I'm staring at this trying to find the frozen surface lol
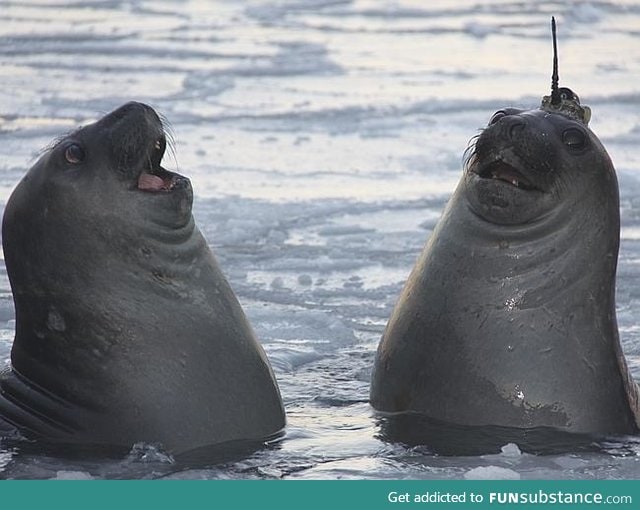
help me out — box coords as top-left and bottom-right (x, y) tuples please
(1, 0), (640, 479)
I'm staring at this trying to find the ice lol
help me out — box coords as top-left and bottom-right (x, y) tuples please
(297, 274), (313, 286)
(464, 466), (521, 480)
(571, 4), (604, 24)
(52, 471), (93, 480)
(126, 443), (175, 465)
(1, 0), (640, 480)
(463, 22), (494, 39)
(500, 443), (523, 458)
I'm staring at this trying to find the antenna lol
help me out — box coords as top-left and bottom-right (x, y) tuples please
(540, 16), (591, 124)
(551, 17), (560, 105)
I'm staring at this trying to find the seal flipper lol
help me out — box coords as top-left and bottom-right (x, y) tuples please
(615, 345), (640, 430)
(0, 368), (82, 438)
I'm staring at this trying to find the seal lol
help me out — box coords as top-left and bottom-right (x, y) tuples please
(0, 102), (285, 456)
(370, 21), (640, 444)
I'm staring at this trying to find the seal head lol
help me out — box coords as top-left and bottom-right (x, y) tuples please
(464, 106), (598, 226)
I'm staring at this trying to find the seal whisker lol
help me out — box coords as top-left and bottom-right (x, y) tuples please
(159, 113), (179, 173)
(462, 133), (480, 171)
(165, 134), (179, 174)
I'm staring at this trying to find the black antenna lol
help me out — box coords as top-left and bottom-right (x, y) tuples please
(540, 17), (591, 124)
(551, 16), (560, 105)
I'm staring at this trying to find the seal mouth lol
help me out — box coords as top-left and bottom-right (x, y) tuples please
(136, 135), (189, 193)
(474, 160), (538, 191)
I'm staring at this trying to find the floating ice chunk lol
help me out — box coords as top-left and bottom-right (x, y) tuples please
(500, 443), (522, 457)
(257, 466), (283, 478)
(573, 4), (602, 23)
(464, 466), (521, 480)
(318, 225), (375, 236)
(464, 22), (494, 39)
(247, 305), (356, 371)
(266, 345), (324, 372)
(52, 471), (93, 480)
(218, 218), (265, 244)
(554, 456), (589, 469)
(298, 274), (313, 286)
(343, 276), (363, 289)
(248, 307), (356, 346)
(127, 442), (174, 464)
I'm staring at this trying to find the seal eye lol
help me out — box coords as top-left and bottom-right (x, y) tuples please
(64, 144), (85, 164)
(489, 111), (506, 125)
(562, 128), (587, 151)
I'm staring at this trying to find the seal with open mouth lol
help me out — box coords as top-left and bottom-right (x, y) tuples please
(370, 19), (640, 444)
(0, 102), (285, 456)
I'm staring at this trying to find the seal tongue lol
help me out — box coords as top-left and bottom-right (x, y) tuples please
(138, 172), (165, 191)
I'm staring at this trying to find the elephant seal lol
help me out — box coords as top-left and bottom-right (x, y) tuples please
(0, 102), (285, 456)
(370, 27), (640, 443)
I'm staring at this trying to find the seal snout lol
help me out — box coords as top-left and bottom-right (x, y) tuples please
(466, 111), (554, 193)
(101, 102), (189, 194)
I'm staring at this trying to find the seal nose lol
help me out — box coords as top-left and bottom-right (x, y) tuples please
(101, 102), (165, 176)
(487, 112), (526, 141)
(106, 102), (162, 128)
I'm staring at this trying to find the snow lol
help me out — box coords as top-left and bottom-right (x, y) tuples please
(1, 0), (640, 479)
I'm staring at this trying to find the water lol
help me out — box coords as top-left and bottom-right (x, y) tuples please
(1, 0), (640, 479)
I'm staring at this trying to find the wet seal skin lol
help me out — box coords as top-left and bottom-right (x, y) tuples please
(370, 18), (640, 452)
(0, 102), (285, 457)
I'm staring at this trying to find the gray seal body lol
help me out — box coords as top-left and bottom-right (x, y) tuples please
(371, 108), (640, 437)
(0, 102), (285, 456)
